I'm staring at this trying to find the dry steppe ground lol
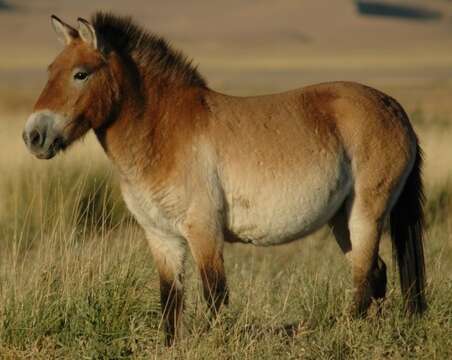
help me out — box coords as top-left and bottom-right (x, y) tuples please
(0, 1), (451, 358)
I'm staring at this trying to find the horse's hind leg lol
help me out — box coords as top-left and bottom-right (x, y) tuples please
(329, 201), (387, 315)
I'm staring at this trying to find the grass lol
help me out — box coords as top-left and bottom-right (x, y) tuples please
(0, 104), (451, 358)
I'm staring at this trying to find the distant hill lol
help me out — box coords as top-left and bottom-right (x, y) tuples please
(0, 0), (451, 92)
(1, 0), (450, 53)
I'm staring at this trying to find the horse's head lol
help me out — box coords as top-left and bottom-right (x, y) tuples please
(23, 16), (119, 159)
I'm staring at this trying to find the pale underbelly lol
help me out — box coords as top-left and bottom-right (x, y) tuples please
(224, 167), (352, 246)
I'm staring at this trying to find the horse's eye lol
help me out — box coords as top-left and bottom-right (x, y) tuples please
(74, 71), (89, 81)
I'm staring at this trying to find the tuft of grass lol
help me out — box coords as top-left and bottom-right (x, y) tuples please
(0, 233), (163, 358)
(0, 160), (130, 255)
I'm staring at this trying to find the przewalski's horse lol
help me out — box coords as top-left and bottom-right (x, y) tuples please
(23, 13), (426, 345)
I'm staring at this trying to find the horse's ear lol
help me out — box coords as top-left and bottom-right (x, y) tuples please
(51, 15), (78, 45)
(77, 18), (98, 49)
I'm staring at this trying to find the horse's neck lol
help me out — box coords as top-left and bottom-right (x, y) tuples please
(96, 80), (206, 181)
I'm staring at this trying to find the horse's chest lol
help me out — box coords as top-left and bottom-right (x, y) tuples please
(120, 181), (179, 236)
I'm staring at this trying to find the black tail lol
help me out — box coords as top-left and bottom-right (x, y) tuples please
(390, 144), (427, 314)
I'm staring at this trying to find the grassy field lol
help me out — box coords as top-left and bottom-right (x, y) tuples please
(0, 87), (451, 359)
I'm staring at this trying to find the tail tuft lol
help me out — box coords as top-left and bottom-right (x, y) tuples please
(390, 144), (427, 314)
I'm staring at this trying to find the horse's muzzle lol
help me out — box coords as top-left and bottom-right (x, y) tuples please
(23, 110), (66, 159)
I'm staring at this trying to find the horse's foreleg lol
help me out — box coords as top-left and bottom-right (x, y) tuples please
(146, 233), (186, 346)
(181, 219), (229, 319)
(198, 251), (229, 318)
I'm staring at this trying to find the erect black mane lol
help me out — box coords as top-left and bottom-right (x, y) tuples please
(91, 12), (206, 88)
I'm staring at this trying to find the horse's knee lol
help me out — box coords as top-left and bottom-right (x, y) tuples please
(181, 218), (229, 314)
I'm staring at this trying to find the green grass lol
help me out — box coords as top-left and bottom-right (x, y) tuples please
(0, 159), (451, 359)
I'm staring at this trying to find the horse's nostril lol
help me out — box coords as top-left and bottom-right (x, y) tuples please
(51, 136), (64, 151)
(29, 129), (45, 148)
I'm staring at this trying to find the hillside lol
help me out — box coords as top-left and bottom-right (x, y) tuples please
(0, 0), (451, 94)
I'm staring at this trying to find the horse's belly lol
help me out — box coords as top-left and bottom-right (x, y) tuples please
(225, 163), (352, 246)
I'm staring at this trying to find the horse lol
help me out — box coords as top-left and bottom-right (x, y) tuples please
(23, 13), (426, 345)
